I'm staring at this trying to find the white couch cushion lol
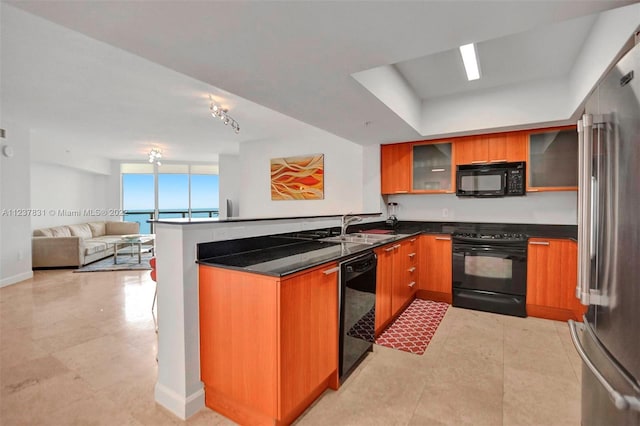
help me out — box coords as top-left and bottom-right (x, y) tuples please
(33, 228), (53, 237)
(106, 221), (139, 235)
(84, 241), (110, 256)
(88, 222), (106, 237)
(69, 224), (93, 239)
(50, 226), (72, 237)
(90, 236), (121, 245)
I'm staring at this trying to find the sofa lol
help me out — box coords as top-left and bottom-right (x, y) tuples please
(32, 221), (141, 268)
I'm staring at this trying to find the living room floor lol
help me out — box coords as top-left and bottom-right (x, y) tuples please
(0, 270), (582, 425)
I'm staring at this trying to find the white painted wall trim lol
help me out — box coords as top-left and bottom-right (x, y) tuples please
(154, 383), (205, 420)
(0, 271), (33, 288)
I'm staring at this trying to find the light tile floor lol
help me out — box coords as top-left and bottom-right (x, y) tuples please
(1, 269), (582, 425)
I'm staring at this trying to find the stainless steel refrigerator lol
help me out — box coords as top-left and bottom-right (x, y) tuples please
(569, 39), (640, 425)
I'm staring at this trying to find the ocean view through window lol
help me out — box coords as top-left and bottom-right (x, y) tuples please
(121, 164), (219, 233)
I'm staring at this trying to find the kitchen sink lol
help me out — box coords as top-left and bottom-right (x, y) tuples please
(320, 233), (397, 245)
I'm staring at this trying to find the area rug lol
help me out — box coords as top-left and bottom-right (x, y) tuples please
(73, 252), (153, 273)
(375, 299), (449, 355)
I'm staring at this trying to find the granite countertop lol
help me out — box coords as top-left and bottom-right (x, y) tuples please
(196, 220), (578, 277)
(197, 231), (417, 277)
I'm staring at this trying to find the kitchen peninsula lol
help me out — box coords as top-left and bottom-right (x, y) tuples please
(151, 214), (579, 422)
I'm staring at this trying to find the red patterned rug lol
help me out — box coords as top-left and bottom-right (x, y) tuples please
(375, 299), (449, 355)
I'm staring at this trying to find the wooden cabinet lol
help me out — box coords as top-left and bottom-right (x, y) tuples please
(199, 262), (339, 425)
(418, 234), (452, 303)
(526, 238), (585, 321)
(527, 126), (578, 192)
(411, 142), (454, 193)
(392, 237), (419, 315)
(374, 237), (419, 335)
(374, 245), (394, 334)
(455, 132), (527, 165)
(381, 143), (412, 194)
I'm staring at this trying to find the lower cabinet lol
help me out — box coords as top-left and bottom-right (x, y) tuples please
(199, 262), (339, 425)
(418, 234), (452, 303)
(374, 237), (419, 335)
(526, 238), (586, 321)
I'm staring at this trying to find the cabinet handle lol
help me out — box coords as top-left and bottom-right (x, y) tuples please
(395, 190), (409, 193)
(384, 246), (395, 252)
(408, 281), (416, 288)
(529, 241), (550, 246)
(528, 189), (539, 192)
(408, 267), (416, 273)
(471, 160), (487, 164)
(408, 253), (416, 258)
(393, 244), (401, 250)
(435, 237), (451, 241)
(489, 159), (508, 163)
(410, 238), (417, 242)
(445, 191), (455, 194)
(323, 266), (340, 275)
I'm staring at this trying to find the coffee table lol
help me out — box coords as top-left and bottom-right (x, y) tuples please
(114, 234), (155, 264)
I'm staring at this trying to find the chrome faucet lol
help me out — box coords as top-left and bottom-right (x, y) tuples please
(341, 214), (362, 236)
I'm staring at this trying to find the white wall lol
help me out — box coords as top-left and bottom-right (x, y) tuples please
(362, 144), (386, 215)
(420, 78), (570, 137)
(1, 122), (33, 287)
(238, 132), (367, 218)
(218, 154), (240, 218)
(30, 162), (116, 229)
(388, 191), (577, 225)
(568, 3), (640, 113)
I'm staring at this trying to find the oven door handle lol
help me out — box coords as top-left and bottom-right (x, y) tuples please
(453, 246), (526, 256)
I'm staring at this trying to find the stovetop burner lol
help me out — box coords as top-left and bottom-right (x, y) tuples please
(452, 232), (528, 242)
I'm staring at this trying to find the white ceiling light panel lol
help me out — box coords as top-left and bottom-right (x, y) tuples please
(459, 43), (480, 81)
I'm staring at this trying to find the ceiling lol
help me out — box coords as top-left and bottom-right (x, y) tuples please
(1, 1), (637, 168)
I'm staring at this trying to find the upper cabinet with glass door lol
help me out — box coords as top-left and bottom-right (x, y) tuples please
(412, 142), (454, 193)
(527, 126), (578, 191)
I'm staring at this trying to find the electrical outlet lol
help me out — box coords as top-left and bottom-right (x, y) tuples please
(442, 208), (449, 218)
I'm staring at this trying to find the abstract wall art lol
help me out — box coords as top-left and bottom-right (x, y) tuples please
(270, 154), (324, 200)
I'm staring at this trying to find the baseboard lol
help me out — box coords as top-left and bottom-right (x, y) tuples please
(154, 382), (205, 420)
(526, 304), (581, 322)
(416, 290), (452, 304)
(0, 271), (33, 288)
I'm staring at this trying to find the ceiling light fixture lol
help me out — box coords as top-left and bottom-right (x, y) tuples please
(459, 43), (480, 81)
(148, 148), (162, 166)
(210, 97), (240, 134)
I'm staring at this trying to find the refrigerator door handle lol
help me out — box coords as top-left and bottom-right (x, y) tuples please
(568, 320), (640, 412)
(576, 115), (592, 305)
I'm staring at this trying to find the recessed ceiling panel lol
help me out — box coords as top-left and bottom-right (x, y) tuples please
(396, 13), (598, 100)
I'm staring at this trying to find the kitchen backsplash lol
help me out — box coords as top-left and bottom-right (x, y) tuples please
(387, 191), (577, 225)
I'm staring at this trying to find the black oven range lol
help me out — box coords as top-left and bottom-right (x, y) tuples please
(452, 231), (528, 317)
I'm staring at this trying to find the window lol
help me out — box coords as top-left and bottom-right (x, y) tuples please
(121, 163), (219, 233)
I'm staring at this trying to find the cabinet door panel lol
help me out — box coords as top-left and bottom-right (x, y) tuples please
(280, 263), (338, 416)
(199, 266), (279, 417)
(456, 136), (487, 165)
(527, 239), (583, 317)
(527, 127), (578, 191)
(420, 235), (452, 295)
(375, 246), (394, 333)
(412, 142), (453, 192)
(488, 133), (526, 163)
(381, 144), (412, 194)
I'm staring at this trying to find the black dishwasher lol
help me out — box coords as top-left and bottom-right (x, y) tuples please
(339, 251), (377, 382)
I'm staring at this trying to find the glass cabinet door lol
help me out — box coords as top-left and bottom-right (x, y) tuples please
(412, 142), (453, 192)
(528, 128), (578, 190)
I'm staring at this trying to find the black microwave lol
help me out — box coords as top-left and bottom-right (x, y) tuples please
(456, 161), (526, 197)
